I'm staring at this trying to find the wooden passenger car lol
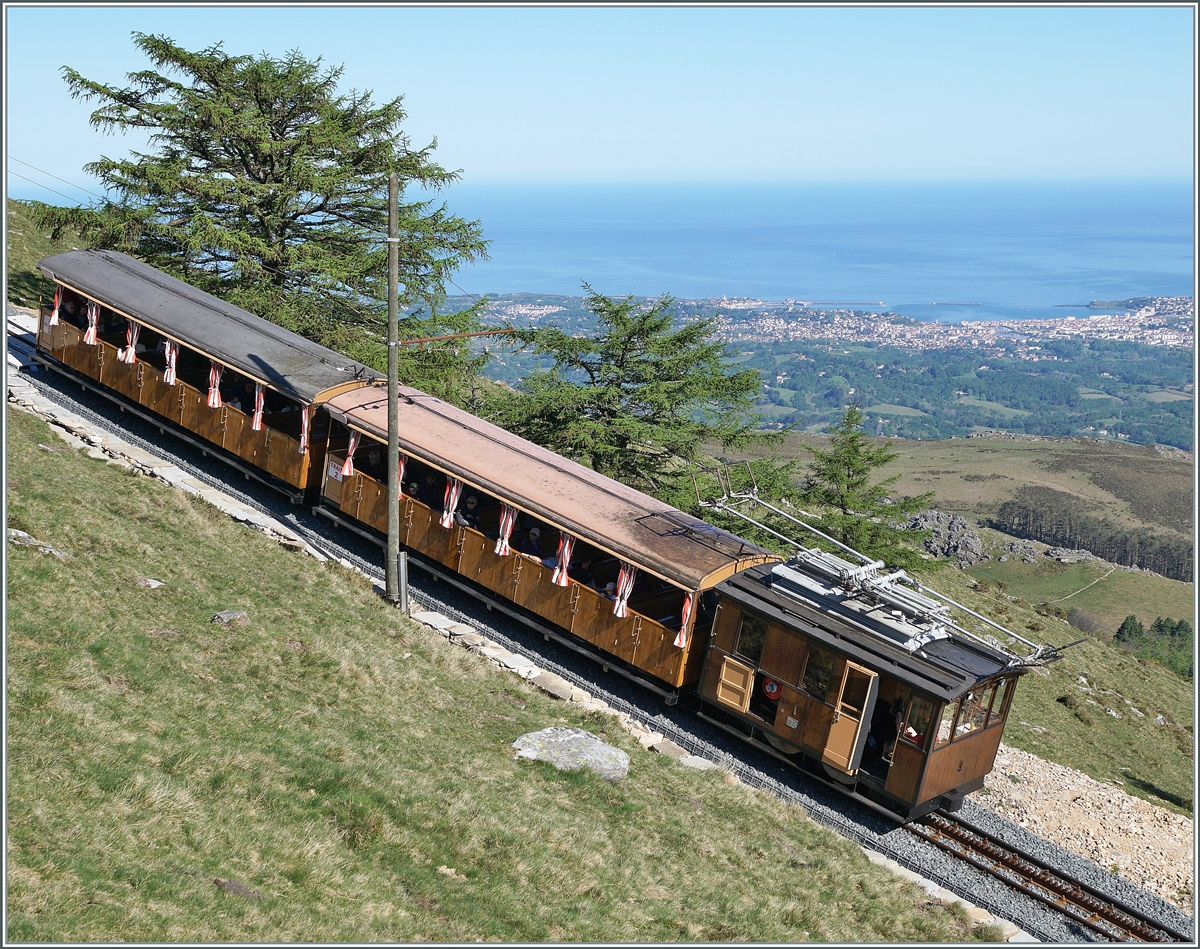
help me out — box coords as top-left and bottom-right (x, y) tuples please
(316, 384), (779, 694)
(34, 250), (379, 499)
(700, 555), (1027, 818)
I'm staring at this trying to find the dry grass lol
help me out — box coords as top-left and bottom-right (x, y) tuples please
(726, 430), (1192, 539)
(6, 406), (990, 943)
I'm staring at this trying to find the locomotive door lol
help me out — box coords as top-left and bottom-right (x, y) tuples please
(821, 662), (879, 773)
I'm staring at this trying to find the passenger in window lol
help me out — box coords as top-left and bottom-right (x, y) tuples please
(236, 381), (256, 414)
(601, 581), (617, 600)
(60, 298), (81, 328)
(363, 448), (386, 481)
(569, 557), (596, 590)
(455, 495), (481, 529)
(519, 527), (542, 558)
(418, 472), (442, 508)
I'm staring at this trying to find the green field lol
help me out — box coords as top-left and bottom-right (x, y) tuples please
(6, 198), (79, 308)
(955, 396), (1031, 417)
(865, 403), (928, 417)
(6, 406), (998, 943)
(964, 552), (1193, 635)
(1144, 390), (1193, 403)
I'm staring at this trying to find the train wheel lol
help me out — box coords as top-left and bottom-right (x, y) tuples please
(822, 763), (857, 785)
(762, 731), (801, 755)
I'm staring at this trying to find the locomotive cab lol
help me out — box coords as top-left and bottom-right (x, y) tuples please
(701, 556), (1033, 819)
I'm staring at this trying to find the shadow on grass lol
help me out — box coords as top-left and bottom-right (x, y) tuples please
(1124, 774), (1193, 813)
(8, 270), (48, 309)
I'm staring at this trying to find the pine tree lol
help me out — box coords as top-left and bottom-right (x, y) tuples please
(24, 33), (488, 405)
(1114, 614), (1146, 644)
(798, 405), (933, 567)
(487, 287), (765, 498)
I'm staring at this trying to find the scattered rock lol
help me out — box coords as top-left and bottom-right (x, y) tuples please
(983, 743), (1193, 913)
(649, 739), (691, 761)
(214, 877), (261, 900)
(678, 756), (719, 771)
(531, 671), (576, 701)
(212, 610), (249, 627)
(1044, 546), (1099, 563)
(1001, 539), (1039, 559)
(7, 528), (70, 559)
(512, 727), (629, 782)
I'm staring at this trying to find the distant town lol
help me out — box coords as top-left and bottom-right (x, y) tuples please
(477, 295), (1194, 357)
(691, 296), (1194, 356)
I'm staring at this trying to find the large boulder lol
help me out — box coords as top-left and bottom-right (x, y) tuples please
(512, 727), (629, 782)
(905, 511), (990, 568)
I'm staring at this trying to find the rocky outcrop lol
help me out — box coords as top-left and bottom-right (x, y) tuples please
(998, 539), (1039, 564)
(1044, 546), (1100, 563)
(905, 512), (990, 568)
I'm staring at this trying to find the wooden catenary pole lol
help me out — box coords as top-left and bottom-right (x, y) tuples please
(386, 172), (403, 607)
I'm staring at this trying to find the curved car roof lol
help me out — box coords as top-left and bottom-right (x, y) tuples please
(38, 250), (379, 404)
(325, 383), (779, 591)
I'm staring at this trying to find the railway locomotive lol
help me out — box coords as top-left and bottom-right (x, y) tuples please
(33, 249), (1060, 820)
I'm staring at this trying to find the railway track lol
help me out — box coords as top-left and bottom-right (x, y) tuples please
(910, 812), (1192, 942)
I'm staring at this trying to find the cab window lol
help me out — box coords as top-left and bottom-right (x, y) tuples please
(733, 613), (768, 666)
(900, 695), (934, 750)
(800, 646), (836, 703)
(988, 678), (1012, 727)
(957, 688), (992, 735)
(934, 700), (959, 748)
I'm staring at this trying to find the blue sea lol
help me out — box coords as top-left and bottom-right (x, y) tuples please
(442, 180), (1195, 323)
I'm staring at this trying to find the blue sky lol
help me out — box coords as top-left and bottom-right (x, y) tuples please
(3, 4), (1195, 204)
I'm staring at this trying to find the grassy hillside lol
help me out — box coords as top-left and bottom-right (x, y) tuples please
(724, 428), (1192, 615)
(765, 430), (1192, 539)
(6, 197), (84, 308)
(6, 406), (994, 943)
(964, 544), (1193, 636)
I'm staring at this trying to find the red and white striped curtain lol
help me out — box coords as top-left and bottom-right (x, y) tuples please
(397, 454), (408, 495)
(298, 405), (313, 454)
(551, 533), (575, 587)
(118, 320), (140, 364)
(49, 286), (61, 327)
(251, 383), (265, 430)
(494, 503), (516, 556)
(83, 301), (99, 345)
(612, 562), (638, 618)
(674, 593), (695, 649)
(341, 431), (361, 477)
(163, 341), (179, 385)
(206, 361), (224, 408)
(439, 477), (463, 529)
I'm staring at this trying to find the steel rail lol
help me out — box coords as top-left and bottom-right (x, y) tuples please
(912, 812), (1191, 942)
